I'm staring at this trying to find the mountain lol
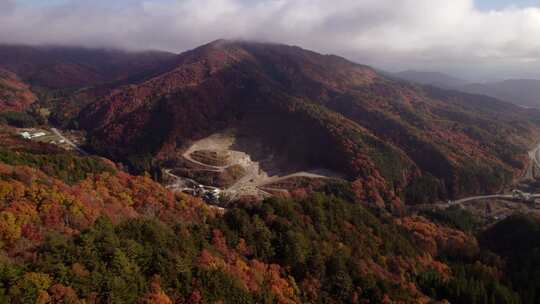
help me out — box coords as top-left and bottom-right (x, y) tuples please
(72, 40), (540, 206)
(392, 70), (469, 88)
(0, 44), (176, 89)
(462, 79), (540, 108)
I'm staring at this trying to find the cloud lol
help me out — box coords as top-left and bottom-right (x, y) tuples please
(1, 0), (540, 79)
(0, 0), (16, 14)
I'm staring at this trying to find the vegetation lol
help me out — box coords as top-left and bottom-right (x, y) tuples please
(418, 263), (520, 304)
(0, 140), (435, 302)
(0, 69), (37, 113)
(214, 194), (425, 302)
(421, 205), (482, 232)
(0, 141), (539, 303)
(481, 214), (540, 303)
(405, 174), (445, 204)
(0, 177), (429, 303)
(415, 214), (540, 304)
(0, 111), (37, 128)
(456, 161), (513, 196)
(0, 148), (115, 184)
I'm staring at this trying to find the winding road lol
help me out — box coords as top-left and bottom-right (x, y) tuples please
(452, 194), (512, 205)
(452, 142), (540, 205)
(175, 132), (335, 201)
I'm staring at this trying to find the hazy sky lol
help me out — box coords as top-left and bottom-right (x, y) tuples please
(2, 0), (540, 81)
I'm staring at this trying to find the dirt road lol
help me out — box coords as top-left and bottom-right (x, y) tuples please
(51, 128), (88, 155)
(170, 131), (335, 200)
(523, 142), (540, 180)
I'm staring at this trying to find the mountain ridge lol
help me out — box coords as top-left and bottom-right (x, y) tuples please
(392, 69), (540, 109)
(392, 70), (469, 88)
(462, 78), (540, 108)
(68, 40), (540, 206)
(0, 44), (177, 88)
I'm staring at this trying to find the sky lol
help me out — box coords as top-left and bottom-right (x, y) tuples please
(2, 0), (540, 81)
(476, 0), (540, 10)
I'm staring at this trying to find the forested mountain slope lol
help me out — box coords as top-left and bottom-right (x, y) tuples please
(74, 40), (540, 206)
(0, 126), (461, 303)
(0, 44), (176, 89)
(0, 69), (36, 112)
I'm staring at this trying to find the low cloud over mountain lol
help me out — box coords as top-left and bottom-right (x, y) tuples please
(2, 0), (540, 79)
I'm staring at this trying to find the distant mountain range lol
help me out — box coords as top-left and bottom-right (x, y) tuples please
(392, 70), (469, 88)
(393, 70), (540, 108)
(462, 79), (540, 108)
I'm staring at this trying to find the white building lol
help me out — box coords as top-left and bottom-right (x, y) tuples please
(31, 132), (46, 138)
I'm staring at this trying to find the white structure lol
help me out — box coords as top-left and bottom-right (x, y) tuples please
(20, 131), (48, 140)
(31, 132), (46, 138)
(20, 132), (31, 139)
(512, 189), (535, 203)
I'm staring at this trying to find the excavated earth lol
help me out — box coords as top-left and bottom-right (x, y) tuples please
(163, 129), (342, 202)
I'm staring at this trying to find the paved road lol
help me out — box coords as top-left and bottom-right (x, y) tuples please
(453, 142), (540, 204)
(452, 194), (513, 205)
(451, 193), (540, 205)
(524, 142), (540, 179)
(51, 128), (88, 156)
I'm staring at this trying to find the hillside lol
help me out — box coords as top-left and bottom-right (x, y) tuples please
(1, 123), (534, 303)
(73, 40), (540, 206)
(480, 214), (540, 303)
(0, 44), (176, 89)
(0, 125), (477, 303)
(0, 69), (36, 112)
(0, 127), (297, 303)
